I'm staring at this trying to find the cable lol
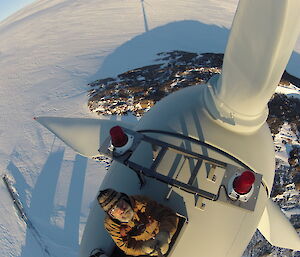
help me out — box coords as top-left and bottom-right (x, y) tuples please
(137, 129), (252, 170)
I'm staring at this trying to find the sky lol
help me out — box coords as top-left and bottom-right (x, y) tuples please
(0, 0), (35, 21)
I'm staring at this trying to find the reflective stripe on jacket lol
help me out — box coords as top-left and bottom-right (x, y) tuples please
(104, 195), (179, 256)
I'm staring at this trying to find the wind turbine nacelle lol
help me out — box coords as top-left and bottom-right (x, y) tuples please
(90, 83), (274, 257)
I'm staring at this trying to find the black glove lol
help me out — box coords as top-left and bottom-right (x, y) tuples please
(153, 231), (170, 255)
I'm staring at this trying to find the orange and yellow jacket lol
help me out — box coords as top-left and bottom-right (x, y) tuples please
(104, 195), (179, 256)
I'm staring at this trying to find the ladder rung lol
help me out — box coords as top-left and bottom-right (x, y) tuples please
(143, 135), (227, 168)
(151, 147), (168, 170)
(188, 160), (203, 185)
(128, 160), (217, 200)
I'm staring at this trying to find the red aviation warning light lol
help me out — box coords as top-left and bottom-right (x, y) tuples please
(110, 126), (128, 147)
(225, 167), (260, 205)
(233, 170), (256, 194)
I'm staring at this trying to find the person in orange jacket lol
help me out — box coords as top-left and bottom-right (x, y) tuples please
(97, 188), (179, 256)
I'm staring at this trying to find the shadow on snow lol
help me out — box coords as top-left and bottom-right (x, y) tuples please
(8, 148), (88, 257)
(91, 20), (230, 80)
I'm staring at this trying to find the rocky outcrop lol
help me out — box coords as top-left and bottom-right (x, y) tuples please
(88, 51), (223, 116)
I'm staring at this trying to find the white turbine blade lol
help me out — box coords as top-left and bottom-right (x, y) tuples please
(257, 198), (300, 250)
(35, 117), (136, 158)
(215, 0), (300, 118)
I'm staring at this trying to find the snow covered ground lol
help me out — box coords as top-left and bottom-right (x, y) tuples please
(273, 121), (300, 164)
(273, 84), (300, 165)
(0, 0), (299, 256)
(276, 84), (300, 100)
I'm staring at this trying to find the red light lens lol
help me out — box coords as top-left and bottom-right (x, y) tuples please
(110, 126), (128, 147)
(233, 171), (255, 194)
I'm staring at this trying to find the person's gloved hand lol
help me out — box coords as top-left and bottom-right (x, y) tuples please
(153, 231), (170, 255)
(142, 232), (171, 255)
(158, 242), (169, 255)
(155, 231), (170, 245)
(142, 239), (156, 255)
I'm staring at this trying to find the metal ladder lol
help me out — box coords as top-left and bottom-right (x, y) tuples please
(98, 128), (262, 211)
